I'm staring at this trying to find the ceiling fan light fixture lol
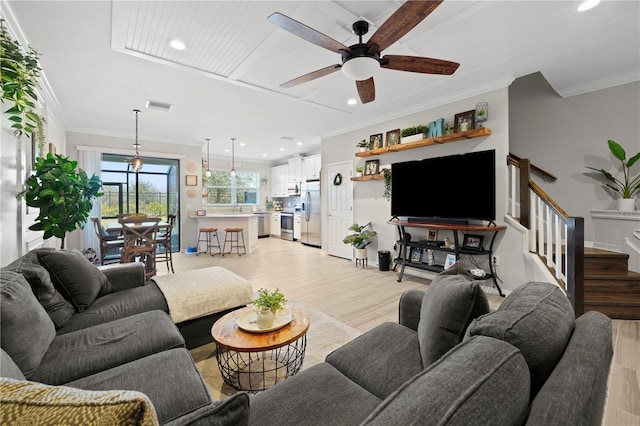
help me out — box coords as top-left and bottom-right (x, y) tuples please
(341, 56), (379, 81)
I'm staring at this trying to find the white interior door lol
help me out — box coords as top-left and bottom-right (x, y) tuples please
(326, 161), (353, 259)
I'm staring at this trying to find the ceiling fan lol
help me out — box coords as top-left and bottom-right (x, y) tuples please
(267, 0), (460, 104)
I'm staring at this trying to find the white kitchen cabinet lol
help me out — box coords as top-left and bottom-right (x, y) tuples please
(287, 157), (303, 183)
(294, 212), (302, 240)
(271, 212), (281, 237)
(270, 165), (287, 198)
(303, 154), (321, 181)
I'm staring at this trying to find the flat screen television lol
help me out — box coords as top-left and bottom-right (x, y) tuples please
(391, 149), (496, 223)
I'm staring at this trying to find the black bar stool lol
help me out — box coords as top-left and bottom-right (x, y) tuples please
(197, 227), (221, 256)
(223, 228), (246, 256)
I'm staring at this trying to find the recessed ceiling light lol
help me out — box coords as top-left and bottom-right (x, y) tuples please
(347, 98), (357, 105)
(262, 153), (267, 157)
(169, 39), (186, 50)
(578, 0), (600, 11)
(279, 148), (285, 151)
(296, 142), (302, 146)
(145, 100), (172, 112)
(224, 148), (230, 153)
(239, 142), (246, 146)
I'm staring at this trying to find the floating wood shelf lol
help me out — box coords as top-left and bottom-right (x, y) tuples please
(351, 174), (384, 181)
(355, 127), (492, 158)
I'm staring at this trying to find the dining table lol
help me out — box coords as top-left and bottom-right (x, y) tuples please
(106, 218), (169, 279)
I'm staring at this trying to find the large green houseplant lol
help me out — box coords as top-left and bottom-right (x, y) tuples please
(1, 19), (42, 136)
(19, 153), (103, 248)
(586, 139), (640, 210)
(343, 222), (377, 249)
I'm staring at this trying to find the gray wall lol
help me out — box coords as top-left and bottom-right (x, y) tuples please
(509, 73), (640, 243)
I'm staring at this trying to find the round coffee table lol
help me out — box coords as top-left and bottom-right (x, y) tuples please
(211, 306), (310, 392)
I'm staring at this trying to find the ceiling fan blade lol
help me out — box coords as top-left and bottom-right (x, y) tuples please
(268, 12), (350, 54)
(368, 1), (443, 52)
(382, 55), (460, 75)
(280, 64), (342, 88)
(356, 78), (375, 104)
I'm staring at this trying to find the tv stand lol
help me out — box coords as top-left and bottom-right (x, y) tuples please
(388, 219), (506, 296)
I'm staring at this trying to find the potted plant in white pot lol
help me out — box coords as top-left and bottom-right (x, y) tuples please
(252, 288), (287, 329)
(342, 222), (377, 261)
(586, 139), (640, 212)
(400, 125), (428, 144)
(356, 139), (370, 152)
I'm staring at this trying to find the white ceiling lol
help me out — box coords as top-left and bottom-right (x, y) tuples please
(5, 1), (640, 164)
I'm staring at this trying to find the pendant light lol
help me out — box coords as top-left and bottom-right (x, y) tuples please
(204, 138), (212, 178)
(131, 109), (143, 172)
(230, 137), (236, 177)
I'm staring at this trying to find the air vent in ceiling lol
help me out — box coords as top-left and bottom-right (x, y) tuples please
(145, 100), (172, 112)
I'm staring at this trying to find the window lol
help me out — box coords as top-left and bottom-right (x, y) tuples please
(205, 170), (259, 206)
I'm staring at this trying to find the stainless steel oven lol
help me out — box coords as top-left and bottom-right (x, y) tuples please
(280, 212), (294, 241)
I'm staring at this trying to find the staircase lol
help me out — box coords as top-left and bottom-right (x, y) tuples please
(584, 247), (640, 320)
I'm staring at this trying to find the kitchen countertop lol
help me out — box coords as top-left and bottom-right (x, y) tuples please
(188, 213), (258, 218)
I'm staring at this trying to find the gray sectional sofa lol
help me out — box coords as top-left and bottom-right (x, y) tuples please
(1, 247), (613, 425)
(1, 248), (249, 425)
(250, 268), (613, 426)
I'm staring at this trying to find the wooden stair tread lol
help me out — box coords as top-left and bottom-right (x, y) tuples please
(585, 271), (640, 279)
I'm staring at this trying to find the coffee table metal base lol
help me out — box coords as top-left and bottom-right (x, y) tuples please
(216, 335), (307, 392)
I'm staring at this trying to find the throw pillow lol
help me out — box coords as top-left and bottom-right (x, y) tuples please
(0, 378), (158, 426)
(416, 266), (490, 367)
(2, 250), (75, 329)
(466, 281), (575, 398)
(0, 271), (56, 378)
(36, 249), (115, 312)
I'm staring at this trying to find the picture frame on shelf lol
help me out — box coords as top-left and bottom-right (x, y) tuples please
(364, 159), (379, 176)
(443, 253), (457, 270)
(421, 249), (435, 265)
(475, 102), (488, 122)
(454, 110), (475, 133)
(410, 247), (422, 263)
(370, 133), (383, 150)
(386, 129), (400, 147)
(186, 175), (198, 186)
(427, 229), (438, 241)
(462, 234), (484, 251)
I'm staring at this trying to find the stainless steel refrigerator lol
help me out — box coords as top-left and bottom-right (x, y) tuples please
(301, 180), (321, 248)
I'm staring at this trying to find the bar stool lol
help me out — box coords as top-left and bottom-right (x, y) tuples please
(196, 227), (221, 256)
(223, 228), (246, 256)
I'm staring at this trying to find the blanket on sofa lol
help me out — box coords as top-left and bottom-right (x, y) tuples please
(152, 267), (253, 323)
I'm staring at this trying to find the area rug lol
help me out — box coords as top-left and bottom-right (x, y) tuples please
(189, 301), (362, 400)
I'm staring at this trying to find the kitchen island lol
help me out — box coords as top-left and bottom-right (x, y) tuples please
(188, 213), (259, 253)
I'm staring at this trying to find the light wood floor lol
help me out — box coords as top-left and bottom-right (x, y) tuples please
(159, 237), (639, 425)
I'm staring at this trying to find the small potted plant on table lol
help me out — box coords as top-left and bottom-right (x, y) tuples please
(252, 288), (287, 329)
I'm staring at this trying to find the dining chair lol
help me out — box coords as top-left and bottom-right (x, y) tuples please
(119, 216), (161, 280)
(90, 217), (124, 265)
(155, 214), (176, 273)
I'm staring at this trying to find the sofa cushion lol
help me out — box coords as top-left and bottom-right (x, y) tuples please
(361, 335), (530, 426)
(417, 267), (489, 367)
(0, 377), (158, 426)
(249, 362), (381, 426)
(2, 250), (75, 329)
(57, 282), (169, 334)
(30, 310), (184, 385)
(525, 311), (613, 426)
(0, 271), (56, 378)
(466, 281), (575, 398)
(1, 349), (26, 380)
(325, 322), (423, 399)
(36, 249), (115, 312)
(67, 348), (216, 424)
